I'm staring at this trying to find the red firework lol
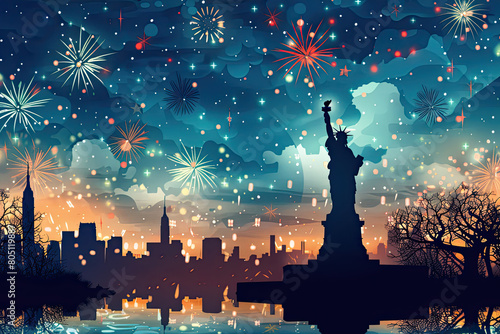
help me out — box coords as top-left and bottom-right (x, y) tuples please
(264, 7), (282, 29)
(274, 21), (338, 85)
(136, 33), (152, 50)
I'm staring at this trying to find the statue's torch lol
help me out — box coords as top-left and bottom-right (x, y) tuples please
(322, 100), (332, 113)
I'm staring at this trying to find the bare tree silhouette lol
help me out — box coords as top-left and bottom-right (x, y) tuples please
(0, 190), (61, 277)
(387, 185), (500, 281)
(0, 305), (65, 334)
(393, 305), (500, 334)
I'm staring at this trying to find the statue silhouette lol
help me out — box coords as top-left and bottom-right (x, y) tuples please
(238, 100), (467, 334)
(323, 100), (364, 214)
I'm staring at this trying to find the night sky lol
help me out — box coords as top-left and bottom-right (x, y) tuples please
(0, 0), (499, 257)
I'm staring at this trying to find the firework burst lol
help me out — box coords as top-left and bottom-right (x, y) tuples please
(110, 121), (149, 162)
(264, 7), (282, 29)
(0, 78), (50, 133)
(263, 205), (278, 220)
(168, 142), (217, 194)
(274, 21), (337, 85)
(9, 145), (62, 193)
(441, 0), (486, 37)
(413, 86), (448, 126)
(53, 28), (113, 91)
(191, 7), (225, 43)
(164, 73), (200, 116)
(471, 149), (500, 195)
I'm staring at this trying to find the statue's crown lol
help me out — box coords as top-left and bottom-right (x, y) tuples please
(335, 126), (352, 138)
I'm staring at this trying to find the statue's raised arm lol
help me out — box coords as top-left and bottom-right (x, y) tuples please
(322, 99), (364, 214)
(323, 100), (335, 142)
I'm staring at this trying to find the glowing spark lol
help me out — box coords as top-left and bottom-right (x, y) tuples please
(441, 0), (486, 38)
(391, 5), (400, 17)
(471, 149), (500, 195)
(274, 21), (338, 85)
(118, 10), (123, 30)
(110, 121), (149, 162)
(264, 324), (279, 333)
(263, 205), (278, 219)
(468, 81), (474, 97)
(54, 28), (113, 91)
(9, 145), (62, 194)
(0, 78), (50, 133)
(168, 142), (217, 194)
(191, 7), (225, 43)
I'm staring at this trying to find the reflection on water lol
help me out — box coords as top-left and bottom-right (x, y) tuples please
(6, 302), (500, 334)
(394, 306), (500, 334)
(69, 299), (320, 334)
(0, 306), (66, 334)
(3, 299), (321, 334)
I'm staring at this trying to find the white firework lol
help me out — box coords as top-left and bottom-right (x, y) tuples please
(54, 28), (113, 91)
(168, 142), (217, 194)
(0, 78), (50, 132)
(441, 0), (486, 37)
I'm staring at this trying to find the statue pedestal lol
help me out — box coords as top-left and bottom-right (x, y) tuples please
(318, 210), (369, 265)
(237, 208), (431, 334)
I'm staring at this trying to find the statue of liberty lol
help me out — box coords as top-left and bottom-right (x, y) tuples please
(323, 101), (364, 214)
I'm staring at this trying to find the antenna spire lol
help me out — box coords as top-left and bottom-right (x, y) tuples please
(26, 161), (31, 187)
(163, 195), (167, 216)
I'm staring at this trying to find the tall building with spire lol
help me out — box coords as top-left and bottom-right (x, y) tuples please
(22, 163), (35, 258)
(161, 196), (169, 245)
(146, 197), (174, 258)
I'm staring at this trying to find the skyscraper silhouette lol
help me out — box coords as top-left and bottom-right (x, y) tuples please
(270, 235), (276, 255)
(106, 236), (123, 262)
(147, 199), (173, 258)
(202, 238), (223, 263)
(22, 163), (36, 273)
(47, 240), (61, 266)
(161, 196), (169, 245)
(61, 231), (77, 271)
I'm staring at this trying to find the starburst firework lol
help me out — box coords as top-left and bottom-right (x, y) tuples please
(9, 145), (62, 193)
(0, 78), (50, 133)
(110, 121), (149, 162)
(191, 7), (225, 43)
(441, 0), (486, 37)
(168, 143), (217, 194)
(263, 205), (278, 220)
(263, 324), (279, 333)
(164, 73), (200, 115)
(413, 86), (448, 125)
(471, 149), (500, 195)
(264, 7), (282, 29)
(274, 21), (337, 85)
(54, 28), (113, 91)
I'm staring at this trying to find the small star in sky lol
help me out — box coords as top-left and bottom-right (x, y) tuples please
(264, 204), (278, 219)
(391, 5), (401, 17)
(136, 33), (151, 50)
(132, 104), (143, 114)
(340, 65), (351, 77)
